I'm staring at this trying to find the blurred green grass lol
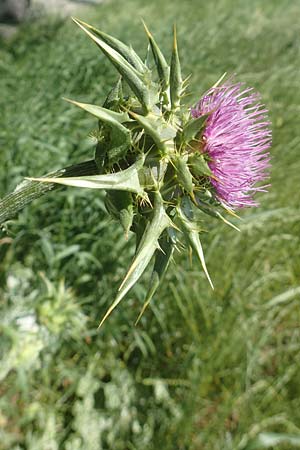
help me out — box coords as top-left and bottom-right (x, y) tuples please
(0, 0), (300, 449)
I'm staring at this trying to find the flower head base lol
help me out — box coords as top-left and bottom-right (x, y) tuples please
(191, 82), (271, 209)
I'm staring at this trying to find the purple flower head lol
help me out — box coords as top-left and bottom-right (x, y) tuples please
(191, 80), (271, 209)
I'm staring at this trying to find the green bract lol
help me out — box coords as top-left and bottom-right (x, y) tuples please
(1, 19), (240, 326)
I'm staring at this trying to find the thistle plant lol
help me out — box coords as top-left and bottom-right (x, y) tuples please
(0, 19), (271, 326)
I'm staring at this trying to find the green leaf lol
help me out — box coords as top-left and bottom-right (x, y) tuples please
(195, 196), (240, 231)
(170, 25), (182, 110)
(98, 193), (171, 327)
(65, 98), (132, 165)
(135, 234), (174, 324)
(183, 114), (209, 143)
(119, 204), (134, 239)
(188, 153), (213, 177)
(27, 158), (145, 195)
(130, 111), (176, 154)
(64, 98), (130, 124)
(142, 21), (170, 91)
(0, 160), (98, 226)
(177, 202), (214, 289)
(73, 18), (147, 73)
(73, 18), (152, 112)
(105, 190), (134, 238)
(103, 77), (123, 110)
(173, 155), (194, 195)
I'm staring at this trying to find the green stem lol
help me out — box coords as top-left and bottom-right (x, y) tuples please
(0, 159), (98, 226)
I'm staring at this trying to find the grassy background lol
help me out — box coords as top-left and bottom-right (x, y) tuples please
(0, 0), (300, 448)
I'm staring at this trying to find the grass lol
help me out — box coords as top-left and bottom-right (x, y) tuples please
(0, 0), (300, 448)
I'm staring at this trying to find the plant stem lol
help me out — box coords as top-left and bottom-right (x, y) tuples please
(0, 159), (98, 226)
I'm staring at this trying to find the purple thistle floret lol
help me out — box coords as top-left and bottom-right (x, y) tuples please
(191, 81), (271, 209)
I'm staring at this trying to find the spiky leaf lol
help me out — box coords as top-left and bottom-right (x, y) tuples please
(73, 18), (147, 73)
(173, 155), (194, 195)
(64, 98), (130, 124)
(0, 160), (98, 226)
(195, 196), (240, 231)
(183, 114), (209, 143)
(130, 111), (176, 155)
(64, 98), (132, 165)
(105, 190), (134, 237)
(170, 26), (182, 110)
(98, 193), (171, 327)
(103, 77), (123, 110)
(142, 21), (169, 91)
(27, 159), (145, 195)
(188, 153), (213, 177)
(73, 18), (154, 112)
(177, 201), (214, 289)
(135, 234), (174, 324)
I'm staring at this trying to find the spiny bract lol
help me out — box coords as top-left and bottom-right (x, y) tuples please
(31, 19), (271, 327)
